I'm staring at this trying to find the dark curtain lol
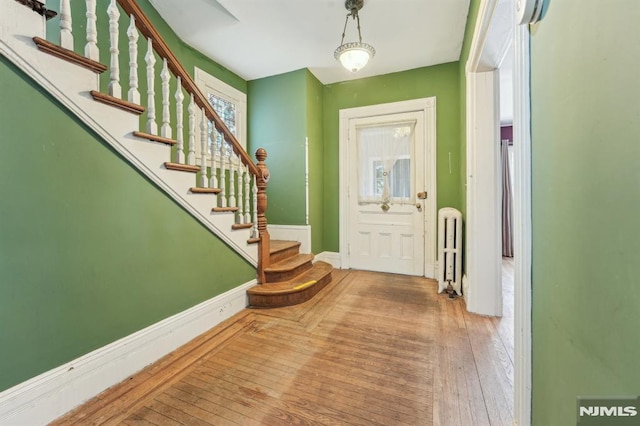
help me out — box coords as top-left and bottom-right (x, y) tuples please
(501, 139), (514, 257)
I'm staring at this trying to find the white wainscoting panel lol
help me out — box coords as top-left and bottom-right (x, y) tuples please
(315, 251), (341, 269)
(268, 225), (311, 254)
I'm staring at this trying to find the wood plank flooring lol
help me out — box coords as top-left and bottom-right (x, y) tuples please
(52, 265), (514, 425)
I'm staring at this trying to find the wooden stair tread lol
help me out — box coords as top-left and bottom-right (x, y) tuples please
(264, 253), (314, 273)
(91, 91), (145, 115)
(212, 207), (239, 213)
(231, 223), (253, 230)
(247, 261), (333, 307)
(133, 131), (176, 145)
(164, 162), (199, 173)
(33, 36), (107, 73)
(270, 240), (301, 255)
(247, 237), (260, 244)
(269, 240), (302, 264)
(189, 187), (221, 194)
(248, 262), (333, 296)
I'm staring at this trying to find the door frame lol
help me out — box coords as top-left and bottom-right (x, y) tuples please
(339, 98), (437, 278)
(465, 0), (532, 424)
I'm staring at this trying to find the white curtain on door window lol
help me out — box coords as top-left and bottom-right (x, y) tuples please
(357, 122), (415, 204)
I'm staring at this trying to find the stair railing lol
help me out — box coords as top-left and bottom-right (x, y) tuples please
(48, 0), (271, 281)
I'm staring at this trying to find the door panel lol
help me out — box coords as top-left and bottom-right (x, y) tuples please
(348, 112), (425, 276)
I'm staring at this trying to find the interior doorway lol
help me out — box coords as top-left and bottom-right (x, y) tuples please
(466, 0), (532, 424)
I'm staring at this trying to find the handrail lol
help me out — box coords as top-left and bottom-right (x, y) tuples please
(117, 0), (259, 177)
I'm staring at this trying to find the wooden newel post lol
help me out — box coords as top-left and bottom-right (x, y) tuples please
(255, 148), (271, 284)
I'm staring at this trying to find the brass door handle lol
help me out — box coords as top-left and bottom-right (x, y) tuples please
(417, 191), (427, 199)
(415, 203), (422, 210)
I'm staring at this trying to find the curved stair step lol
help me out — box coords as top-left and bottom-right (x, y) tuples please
(247, 261), (333, 308)
(264, 253), (314, 282)
(270, 240), (301, 263)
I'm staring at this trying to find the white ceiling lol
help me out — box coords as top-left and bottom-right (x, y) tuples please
(148, 0), (471, 85)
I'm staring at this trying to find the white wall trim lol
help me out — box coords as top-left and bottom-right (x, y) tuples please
(338, 98), (437, 278)
(315, 251), (342, 269)
(467, 0), (500, 73)
(513, 23), (533, 426)
(268, 224), (312, 254)
(465, 70), (503, 316)
(194, 66), (247, 156)
(0, 279), (256, 426)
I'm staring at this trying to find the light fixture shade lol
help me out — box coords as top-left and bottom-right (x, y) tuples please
(334, 42), (376, 73)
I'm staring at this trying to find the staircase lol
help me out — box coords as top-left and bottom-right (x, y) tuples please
(248, 241), (333, 308)
(1, 0), (331, 308)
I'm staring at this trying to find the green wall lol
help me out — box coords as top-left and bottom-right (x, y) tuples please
(530, 1), (640, 424)
(247, 70), (308, 226)
(247, 69), (325, 252)
(0, 57), (254, 392)
(322, 64), (462, 252)
(305, 71), (325, 254)
(1, 0), (254, 392)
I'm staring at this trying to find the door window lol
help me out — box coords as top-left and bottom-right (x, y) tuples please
(357, 123), (415, 204)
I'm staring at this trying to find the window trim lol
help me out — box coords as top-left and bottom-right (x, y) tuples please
(194, 67), (247, 160)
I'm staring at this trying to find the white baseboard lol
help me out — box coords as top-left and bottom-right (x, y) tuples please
(268, 225), (311, 254)
(462, 274), (469, 303)
(0, 279), (256, 426)
(315, 251), (341, 269)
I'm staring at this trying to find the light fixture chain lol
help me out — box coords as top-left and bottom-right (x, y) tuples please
(340, 13), (349, 45)
(356, 12), (363, 43)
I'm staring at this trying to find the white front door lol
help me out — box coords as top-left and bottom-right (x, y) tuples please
(347, 111), (426, 276)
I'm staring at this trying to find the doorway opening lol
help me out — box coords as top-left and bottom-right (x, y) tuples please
(465, 0), (532, 424)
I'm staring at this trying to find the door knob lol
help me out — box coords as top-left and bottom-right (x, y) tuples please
(417, 191), (427, 199)
(415, 203), (422, 210)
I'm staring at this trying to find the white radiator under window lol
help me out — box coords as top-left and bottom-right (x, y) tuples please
(438, 207), (462, 295)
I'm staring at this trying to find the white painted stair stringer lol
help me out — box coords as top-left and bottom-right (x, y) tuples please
(0, 2), (257, 265)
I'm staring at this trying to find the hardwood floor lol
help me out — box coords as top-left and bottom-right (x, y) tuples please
(52, 267), (514, 425)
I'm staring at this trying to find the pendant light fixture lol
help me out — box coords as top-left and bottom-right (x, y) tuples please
(334, 0), (375, 73)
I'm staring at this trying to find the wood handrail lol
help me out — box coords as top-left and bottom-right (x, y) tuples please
(116, 0), (259, 177)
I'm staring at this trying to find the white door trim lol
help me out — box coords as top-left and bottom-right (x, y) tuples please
(465, 70), (503, 316)
(513, 23), (533, 426)
(466, 0), (532, 424)
(339, 98), (437, 278)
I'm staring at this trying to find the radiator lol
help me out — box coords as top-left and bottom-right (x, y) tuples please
(438, 207), (462, 295)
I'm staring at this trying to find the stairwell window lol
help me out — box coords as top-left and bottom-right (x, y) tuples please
(194, 67), (246, 160)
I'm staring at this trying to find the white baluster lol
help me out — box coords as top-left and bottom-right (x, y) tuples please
(126, 15), (140, 104)
(145, 39), (157, 134)
(199, 109), (208, 188)
(107, 0), (121, 98)
(174, 78), (185, 164)
(160, 59), (171, 138)
(235, 158), (242, 218)
(219, 141), (227, 207)
(84, 0), (98, 60)
(252, 174), (258, 237)
(60, 0), (73, 50)
(244, 165), (251, 224)
(228, 154), (237, 209)
(209, 128), (218, 189)
(187, 94), (196, 165)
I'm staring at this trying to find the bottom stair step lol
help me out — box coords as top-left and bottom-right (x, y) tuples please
(247, 261), (333, 308)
